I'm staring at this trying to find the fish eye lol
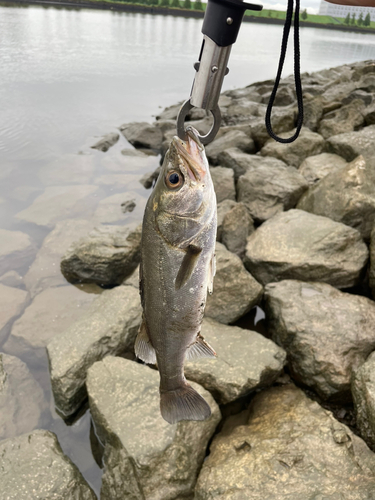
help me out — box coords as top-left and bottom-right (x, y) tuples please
(165, 170), (183, 189)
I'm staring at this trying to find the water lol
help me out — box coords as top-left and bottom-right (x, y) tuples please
(1, 4), (375, 497)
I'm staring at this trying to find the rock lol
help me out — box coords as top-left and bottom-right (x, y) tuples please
(121, 264), (139, 288)
(10, 186), (41, 202)
(352, 351), (375, 449)
(297, 155), (375, 240)
(139, 166), (161, 189)
(24, 219), (96, 298)
(260, 127), (325, 168)
(195, 384), (375, 500)
(104, 150), (158, 172)
(3, 286), (96, 367)
(264, 280), (375, 402)
(0, 284), (28, 345)
(321, 79), (357, 104)
(220, 202), (254, 257)
(156, 102), (182, 121)
(0, 270), (23, 288)
(327, 125), (375, 161)
(249, 106), (296, 148)
(0, 353), (46, 440)
(210, 166), (235, 203)
(86, 357), (221, 500)
(15, 185), (100, 229)
(205, 130), (255, 165)
(119, 121), (163, 152)
(244, 209), (368, 289)
(237, 160), (308, 223)
(0, 228), (35, 276)
(91, 132), (119, 152)
(318, 99), (365, 139)
(363, 102), (375, 125)
(205, 243), (263, 324)
(298, 152), (347, 185)
(342, 89), (373, 107)
(216, 199), (237, 241)
(223, 99), (262, 124)
(93, 191), (146, 224)
(184, 317), (286, 404)
(38, 154), (95, 185)
(370, 226), (375, 298)
(302, 93), (323, 131)
(218, 148), (288, 180)
(0, 430), (96, 500)
(61, 223), (141, 286)
(47, 286), (142, 417)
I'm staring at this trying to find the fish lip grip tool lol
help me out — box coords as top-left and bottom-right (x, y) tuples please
(177, 0), (263, 145)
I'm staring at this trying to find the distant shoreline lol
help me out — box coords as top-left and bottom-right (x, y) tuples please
(2, 0), (375, 35)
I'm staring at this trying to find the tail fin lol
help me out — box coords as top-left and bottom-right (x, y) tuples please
(160, 384), (211, 424)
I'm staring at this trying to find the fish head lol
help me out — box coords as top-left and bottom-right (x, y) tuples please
(151, 126), (216, 247)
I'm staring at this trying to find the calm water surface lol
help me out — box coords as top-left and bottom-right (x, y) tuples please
(1, 5), (375, 496)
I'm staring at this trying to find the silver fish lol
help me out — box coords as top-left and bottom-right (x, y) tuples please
(135, 126), (217, 424)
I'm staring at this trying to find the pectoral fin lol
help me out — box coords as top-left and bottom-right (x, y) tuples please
(185, 334), (216, 361)
(207, 253), (216, 295)
(175, 245), (202, 290)
(134, 318), (156, 365)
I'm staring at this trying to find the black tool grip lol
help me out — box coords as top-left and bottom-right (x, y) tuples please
(202, 0), (262, 47)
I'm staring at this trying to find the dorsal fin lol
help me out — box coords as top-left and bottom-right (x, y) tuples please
(175, 245), (202, 290)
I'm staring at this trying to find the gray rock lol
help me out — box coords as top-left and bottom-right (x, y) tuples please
(302, 93), (323, 131)
(352, 351), (375, 448)
(119, 121), (163, 152)
(0, 284), (28, 345)
(156, 102), (182, 121)
(93, 191), (146, 224)
(91, 132), (119, 152)
(249, 106), (296, 148)
(237, 161), (308, 223)
(216, 199), (237, 241)
(260, 127), (325, 167)
(205, 243), (263, 324)
(321, 79), (357, 104)
(264, 280), (375, 402)
(184, 317), (286, 404)
(363, 102), (375, 125)
(205, 130), (255, 165)
(0, 353), (46, 440)
(0, 228), (35, 276)
(298, 152), (347, 185)
(218, 148), (288, 180)
(327, 124), (375, 161)
(24, 219), (96, 298)
(370, 226), (375, 298)
(86, 357), (221, 500)
(121, 264), (139, 288)
(139, 166), (161, 189)
(318, 99), (365, 139)
(195, 384), (375, 500)
(47, 286), (142, 417)
(221, 202), (254, 257)
(3, 286), (96, 367)
(38, 154), (95, 186)
(61, 223), (141, 286)
(223, 98), (262, 124)
(342, 89), (373, 107)
(244, 209), (368, 289)
(0, 271), (23, 288)
(15, 185), (100, 229)
(0, 430), (96, 500)
(210, 166), (235, 203)
(297, 155), (375, 240)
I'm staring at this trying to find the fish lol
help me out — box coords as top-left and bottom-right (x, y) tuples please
(135, 126), (217, 424)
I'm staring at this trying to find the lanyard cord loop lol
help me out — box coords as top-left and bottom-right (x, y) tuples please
(265, 0), (303, 143)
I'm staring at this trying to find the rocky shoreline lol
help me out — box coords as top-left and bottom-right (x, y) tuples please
(2, 59), (375, 498)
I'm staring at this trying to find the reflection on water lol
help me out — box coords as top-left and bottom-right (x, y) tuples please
(1, 4), (375, 496)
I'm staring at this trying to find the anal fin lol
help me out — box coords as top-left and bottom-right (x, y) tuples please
(175, 245), (202, 290)
(185, 334), (216, 361)
(134, 318), (156, 365)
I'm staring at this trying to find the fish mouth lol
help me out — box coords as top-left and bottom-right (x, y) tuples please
(171, 127), (207, 182)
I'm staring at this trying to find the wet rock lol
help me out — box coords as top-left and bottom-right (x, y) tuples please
(218, 148), (288, 180)
(237, 160), (308, 223)
(47, 286), (142, 417)
(298, 152), (347, 184)
(61, 223), (141, 286)
(220, 202), (254, 257)
(15, 185), (100, 229)
(205, 130), (255, 165)
(119, 121), (163, 152)
(210, 166), (235, 203)
(184, 317), (286, 404)
(195, 384), (375, 500)
(24, 219), (96, 298)
(0, 228), (35, 276)
(38, 154), (95, 186)
(318, 99), (365, 139)
(260, 127), (325, 167)
(91, 132), (119, 152)
(86, 357), (220, 500)
(297, 155), (375, 240)
(93, 191), (146, 224)
(264, 280), (375, 402)
(205, 243), (263, 324)
(0, 430), (96, 500)
(0, 284), (28, 345)
(139, 166), (161, 189)
(244, 209), (368, 289)
(216, 199), (237, 241)
(352, 351), (375, 448)
(0, 270), (23, 288)
(3, 286), (96, 367)
(327, 124), (375, 161)
(0, 353), (46, 440)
